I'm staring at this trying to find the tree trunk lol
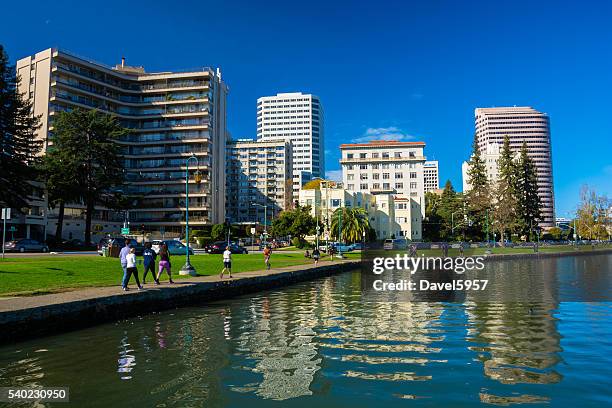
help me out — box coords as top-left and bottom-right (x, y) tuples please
(84, 196), (94, 244)
(55, 200), (65, 242)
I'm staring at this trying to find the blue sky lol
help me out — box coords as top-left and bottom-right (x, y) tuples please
(2, 0), (611, 216)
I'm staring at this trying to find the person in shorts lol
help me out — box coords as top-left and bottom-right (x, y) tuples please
(220, 246), (233, 279)
(312, 248), (320, 265)
(263, 245), (272, 270)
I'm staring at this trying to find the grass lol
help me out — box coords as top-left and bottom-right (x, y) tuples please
(0, 252), (320, 297)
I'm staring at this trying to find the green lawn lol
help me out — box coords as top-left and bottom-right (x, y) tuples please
(0, 253), (318, 297)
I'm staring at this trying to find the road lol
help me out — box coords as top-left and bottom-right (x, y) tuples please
(1, 251), (99, 258)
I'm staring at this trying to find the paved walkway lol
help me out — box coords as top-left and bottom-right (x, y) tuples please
(0, 259), (355, 313)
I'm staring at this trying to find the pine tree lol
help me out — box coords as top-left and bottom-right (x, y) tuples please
(0, 45), (42, 209)
(515, 141), (541, 238)
(437, 180), (461, 240)
(50, 109), (127, 244)
(466, 133), (491, 239)
(492, 135), (518, 244)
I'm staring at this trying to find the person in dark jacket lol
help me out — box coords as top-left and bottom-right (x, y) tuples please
(142, 242), (159, 285)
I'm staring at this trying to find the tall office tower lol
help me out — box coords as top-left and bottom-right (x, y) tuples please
(423, 161), (439, 192)
(226, 139), (293, 226)
(17, 48), (228, 239)
(339, 140), (426, 240)
(256, 92), (324, 197)
(474, 107), (555, 226)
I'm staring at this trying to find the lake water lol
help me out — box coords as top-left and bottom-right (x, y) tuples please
(1, 254), (611, 407)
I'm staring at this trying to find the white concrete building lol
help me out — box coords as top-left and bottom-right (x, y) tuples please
(256, 92), (324, 197)
(462, 142), (501, 192)
(16, 48), (229, 240)
(226, 139), (293, 226)
(298, 186), (402, 240)
(474, 106), (555, 226)
(423, 160), (439, 192)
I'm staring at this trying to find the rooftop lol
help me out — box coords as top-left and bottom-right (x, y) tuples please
(340, 140), (426, 148)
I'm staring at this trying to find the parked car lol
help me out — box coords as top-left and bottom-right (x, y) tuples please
(383, 238), (408, 250)
(4, 239), (49, 253)
(107, 238), (144, 256)
(158, 239), (194, 255)
(61, 239), (96, 251)
(331, 242), (353, 252)
(349, 242), (364, 250)
(205, 241), (229, 254)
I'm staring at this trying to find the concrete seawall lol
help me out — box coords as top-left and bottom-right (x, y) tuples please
(0, 260), (359, 345)
(482, 248), (612, 261)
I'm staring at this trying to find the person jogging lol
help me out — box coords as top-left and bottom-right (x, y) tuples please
(312, 248), (320, 265)
(219, 246), (233, 279)
(263, 245), (272, 270)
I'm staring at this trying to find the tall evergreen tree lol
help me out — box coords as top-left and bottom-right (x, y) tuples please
(0, 45), (42, 209)
(437, 180), (462, 240)
(465, 133), (491, 239)
(492, 135), (518, 244)
(51, 109), (127, 243)
(423, 191), (442, 241)
(515, 141), (541, 238)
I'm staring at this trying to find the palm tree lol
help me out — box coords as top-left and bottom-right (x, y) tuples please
(330, 207), (371, 243)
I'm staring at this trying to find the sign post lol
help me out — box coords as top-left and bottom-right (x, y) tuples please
(1, 208), (10, 260)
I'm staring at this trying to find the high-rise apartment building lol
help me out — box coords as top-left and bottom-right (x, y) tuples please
(339, 140), (426, 240)
(256, 92), (324, 196)
(423, 161), (439, 192)
(226, 139), (292, 226)
(16, 48), (228, 238)
(473, 107), (555, 226)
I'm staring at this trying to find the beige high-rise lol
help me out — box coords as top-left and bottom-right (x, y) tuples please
(474, 107), (555, 226)
(16, 48), (228, 237)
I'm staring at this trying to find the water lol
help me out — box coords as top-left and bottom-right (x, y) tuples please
(1, 255), (611, 407)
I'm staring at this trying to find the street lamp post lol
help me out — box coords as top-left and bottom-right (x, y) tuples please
(179, 154), (201, 276)
(253, 203), (267, 246)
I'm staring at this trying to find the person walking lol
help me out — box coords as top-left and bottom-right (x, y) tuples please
(312, 247), (320, 265)
(263, 245), (272, 270)
(459, 242), (465, 257)
(123, 247), (143, 291)
(119, 239), (131, 287)
(156, 243), (174, 284)
(219, 246), (233, 279)
(142, 242), (159, 285)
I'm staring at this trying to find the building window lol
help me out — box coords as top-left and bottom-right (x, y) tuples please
(410, 172), (417, 179)
(383, 173), (390, 179)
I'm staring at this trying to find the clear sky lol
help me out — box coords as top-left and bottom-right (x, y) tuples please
(2, 0), (611, 217)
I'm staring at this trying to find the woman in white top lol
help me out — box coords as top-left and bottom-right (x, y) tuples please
(123, 247), (143, 291)
(219, 246), (233, 279)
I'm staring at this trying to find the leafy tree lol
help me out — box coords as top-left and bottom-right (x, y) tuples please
(50, 109), (128, 243)
(270, 204), (317, 239)
(211, 223), (226, 241)
(0, 45), (42, 209)
(39, 151), (80, 241)
(547, 227), (563, 241)
(576, 185), (610, 240)
(465, 134), (491, 239)
(515, 141), (541, 238)
(330, 207), (370, 243)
